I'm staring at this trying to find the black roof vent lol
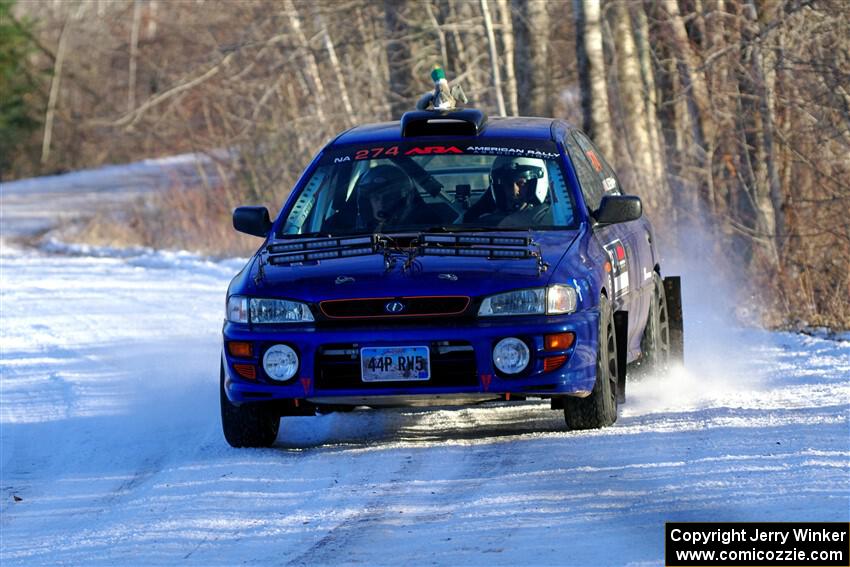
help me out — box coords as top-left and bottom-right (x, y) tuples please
(401, 109), (487, 137)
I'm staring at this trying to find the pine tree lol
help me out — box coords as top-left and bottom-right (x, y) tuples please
(0, 0), (40, 178)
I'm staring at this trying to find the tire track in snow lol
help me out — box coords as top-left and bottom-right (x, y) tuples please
(284, 408), (522, 565)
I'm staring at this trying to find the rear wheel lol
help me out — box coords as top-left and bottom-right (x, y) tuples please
(564, 295), (618, 429)
(220, 364), (279, 448)
(636, 272), (670, 375)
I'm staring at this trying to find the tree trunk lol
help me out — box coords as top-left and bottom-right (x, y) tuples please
(315, 6), (355, 126)
(42, 17), (70, 165)
(631, 2), (668, 209)
(662, 0), (717, 214)
(443, 0), (468, 78)
(145, 0), (158, 39)
(284, 0), (327, 125)
(384, 0), (415, 119)
(497, 0), (518, 116)
(704, 0), (731, 220)
(744, 0), (782, 266)
(574, 0), (613, 157)
(612, 0), (658, 206)
(128, 0), (141, 113)
(424, 0), (449, 69)
(755, 0), (785, 258)
(512, 0), (550, 116)
(480, 0), (506, 116)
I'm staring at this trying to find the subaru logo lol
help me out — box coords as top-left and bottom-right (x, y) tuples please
(385, 301), (405, 313)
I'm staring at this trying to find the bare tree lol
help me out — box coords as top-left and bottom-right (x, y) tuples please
(662, 0), (717, 215)
(384, 0), (415, 118)
(284, 0), (327, 126)
(631, 2), (667, 208)
(127, 0), (141, 113)
(574, 0), (613, 156)
(315, 5), (354, 126)
(480, 0), (506, 116)
(497, 0), (519, 115)
(610, 0), (660, 207)
(8, 0), (850, 326)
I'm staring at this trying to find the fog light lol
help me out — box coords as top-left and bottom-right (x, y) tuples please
(545, 332), (575, 351)
(263, 344), (299, 381)
(227, 341), (253, 357)
(493, 337), (530, 375)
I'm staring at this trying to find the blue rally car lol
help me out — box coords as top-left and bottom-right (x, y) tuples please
(221, 108), (683, 447)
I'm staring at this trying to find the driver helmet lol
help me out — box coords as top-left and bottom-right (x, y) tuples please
(356, 165), (413, 223)
(490, 156), (549, 210)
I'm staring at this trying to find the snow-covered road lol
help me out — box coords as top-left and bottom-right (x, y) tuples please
(0, 153), (222, 242)
(1, 242), (847, 566)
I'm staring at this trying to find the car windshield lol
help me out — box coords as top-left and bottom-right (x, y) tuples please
(279, 140), (576, 237)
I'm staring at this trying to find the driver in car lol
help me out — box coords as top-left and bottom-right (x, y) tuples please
(463, 156), (553, 227)
(323, 164), (442, 234)
(357, 165), (413, 231)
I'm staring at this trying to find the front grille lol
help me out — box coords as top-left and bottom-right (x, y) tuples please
(320, 296), (470, 319)
(315, 341), (478, 390)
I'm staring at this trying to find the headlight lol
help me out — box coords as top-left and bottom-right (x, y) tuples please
(479, 288), (545, 316)
(250, 298), (314, 323)
(226, 296), (314, 323)
(478, 285), (576, 317)
(263, 344), (299, 381)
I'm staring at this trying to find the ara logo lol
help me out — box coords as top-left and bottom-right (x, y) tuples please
(404, 146), (463, 156)
(334, 156), (351, 163)
(385, 301), (406, 313)
(603, 239), (630, 299)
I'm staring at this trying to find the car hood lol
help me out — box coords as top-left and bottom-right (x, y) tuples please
(239, 230), (581, 301)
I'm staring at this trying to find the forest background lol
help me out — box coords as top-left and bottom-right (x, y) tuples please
(1, 0), (848, 329)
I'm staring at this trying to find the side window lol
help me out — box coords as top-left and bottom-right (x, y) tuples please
(565, 133), (604, 211)
(572, 131), (622, 197)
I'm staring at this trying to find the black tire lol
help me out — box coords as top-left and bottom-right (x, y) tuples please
(564, 294), (618, 429)
(636, 272), (670, 375)
(220, 365), (280, 448)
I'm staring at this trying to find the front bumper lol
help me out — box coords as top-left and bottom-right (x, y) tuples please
(222, 312), (599, 405)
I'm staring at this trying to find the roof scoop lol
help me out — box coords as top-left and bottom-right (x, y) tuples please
(401, 109), (488, 137)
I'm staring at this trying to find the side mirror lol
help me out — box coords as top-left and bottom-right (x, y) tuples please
(233, 206), (272, 237)
(594, 195), (642, 225)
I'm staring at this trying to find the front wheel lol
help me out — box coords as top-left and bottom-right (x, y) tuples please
(220, 365), (280, 448)
(564, 294), (618, 430)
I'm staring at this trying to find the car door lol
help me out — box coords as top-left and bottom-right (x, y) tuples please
(567, 131), (649, 358)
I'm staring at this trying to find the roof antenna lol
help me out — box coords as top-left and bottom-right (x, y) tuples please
(416, 65), (468, 111)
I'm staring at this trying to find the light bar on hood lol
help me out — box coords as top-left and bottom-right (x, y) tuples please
(421, 234), (531, 247)
(266, 236), (377, 266)
(421, 246), (533, 260)
(267, 236), (373, 254)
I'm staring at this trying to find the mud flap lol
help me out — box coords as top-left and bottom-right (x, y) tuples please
(613, 311), (628, 404)
(664, 276), (685, 365)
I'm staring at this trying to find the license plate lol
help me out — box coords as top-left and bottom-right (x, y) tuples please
(360, 346), (430, 382)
